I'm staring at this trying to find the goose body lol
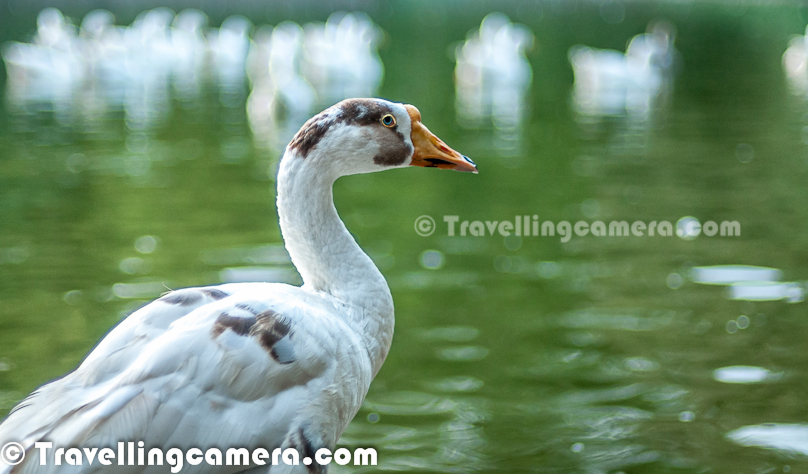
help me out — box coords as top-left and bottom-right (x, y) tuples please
(568, 22), (677, 118)
(301, 12), (384, 106)
(208, 16), (252, 94)
(784, 26), (808, 95)
(0, 98), (477, 473)
(1, 9), (83, 110)
(454, 13), (533, 128)
(1, 283), (368, 474)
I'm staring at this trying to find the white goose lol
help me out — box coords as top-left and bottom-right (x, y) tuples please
(0, 98), (477, 473)
(568, 21), (677, 118)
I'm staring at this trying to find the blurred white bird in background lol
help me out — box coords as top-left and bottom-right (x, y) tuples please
(170, 9), (209, 103)
(454, 13), (533, 160)
(783, 26), (808, 96)
(122, 8), (177, 132)
(79, 10), (122, 84)
(208, 15), (252, 104)
(246, 25), (283, 150)
(2, 8), (385, 154)
(2, 8), (83, 121)
(245, 12), (384, 152)
(266, 22), (317, 134)
(75, 9), (128, 127)
(246, 21), (316, 152)
(568, 21), (678, 121)
(302, 12), (384, 107)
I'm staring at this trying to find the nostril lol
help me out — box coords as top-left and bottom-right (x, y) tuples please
(463, 155), (476, 166)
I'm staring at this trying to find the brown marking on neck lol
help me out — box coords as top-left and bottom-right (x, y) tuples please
(288, 113), (334, 158)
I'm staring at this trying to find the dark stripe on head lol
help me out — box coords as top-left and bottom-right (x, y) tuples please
(341, 99), (411, 166)
(339, 98), (394, 126)
(288, 98), (409, 163)
(288, 113), (334, 158)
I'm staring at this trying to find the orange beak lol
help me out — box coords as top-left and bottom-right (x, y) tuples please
(405, 105), (478, 173)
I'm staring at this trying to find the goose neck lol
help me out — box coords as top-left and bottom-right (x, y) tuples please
(275, 151), (394, 373)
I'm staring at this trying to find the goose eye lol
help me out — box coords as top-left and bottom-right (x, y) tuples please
(381, 114), (396, 128)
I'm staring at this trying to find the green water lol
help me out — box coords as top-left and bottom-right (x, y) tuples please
(3, 2), (808, 473)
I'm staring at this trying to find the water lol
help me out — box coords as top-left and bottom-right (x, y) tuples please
(2, 1), (808, 473)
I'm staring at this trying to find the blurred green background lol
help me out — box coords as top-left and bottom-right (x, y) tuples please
(3, 0), (808, 472)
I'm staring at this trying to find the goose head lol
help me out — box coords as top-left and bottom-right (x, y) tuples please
(286, 98), (478, 178)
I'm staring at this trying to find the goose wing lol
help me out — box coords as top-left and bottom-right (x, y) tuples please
(0, 283), (367, 474)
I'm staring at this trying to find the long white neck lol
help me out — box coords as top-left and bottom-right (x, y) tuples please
(276, 149), (394, 375)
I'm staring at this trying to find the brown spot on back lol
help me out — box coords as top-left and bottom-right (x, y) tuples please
(235, 303), (263, 315)
(160, 290), (202, 306)
(202, 288), (229, 300)
(209, 400), (227, 411)
(212, 313), (257, 338)
(251, 309), (294, 364)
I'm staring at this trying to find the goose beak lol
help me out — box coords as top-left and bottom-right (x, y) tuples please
(405, 105), (478, 173)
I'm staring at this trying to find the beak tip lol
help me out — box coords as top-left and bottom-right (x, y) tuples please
(462, 155), (478, 173)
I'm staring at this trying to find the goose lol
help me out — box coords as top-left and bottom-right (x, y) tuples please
(301, 12), (384, 107)
(120, 8), (177, 132)
(170, 9), (209, 101)
(568, 21), (678, 118)
(0, 98), (477, 473)
(78, 10), (130, 118)
(453, 13), (533, 157)
(1, 8), (83, 112)
(246, 22), (318, 151)
(208, 15), (253, 96)
(454, 13), (533, 129)
(266, 22), (317, 122)
(784, 25), (808, 95)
